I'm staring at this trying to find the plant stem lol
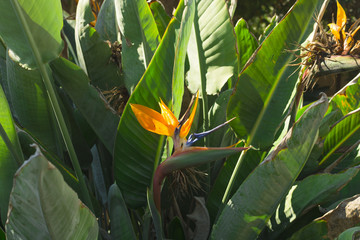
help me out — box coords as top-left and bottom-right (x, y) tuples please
(221, 149), (246, 204)
(10, 0), (93, 211)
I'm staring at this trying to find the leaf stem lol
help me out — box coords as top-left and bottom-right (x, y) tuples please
(221, 149), (246, 204)
(10, 0), (93, 211)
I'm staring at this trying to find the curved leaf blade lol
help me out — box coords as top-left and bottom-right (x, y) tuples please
(6, 53), (62, 156)
(5, 150), (98, 240)
(108, 183), (136, 240)
(227, 0), (322, 149)
(0, 0), (63, 68)
(113, 0), (194, 208)
(115, 0), (160, 92)
(321, 108), (360, 165)
(187, 0), (237, 95)
(95, 0), (118, 42)
(212, 94), (328, 239)
(50, 57), (120, 153)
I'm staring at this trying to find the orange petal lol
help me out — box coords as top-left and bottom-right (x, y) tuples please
(159, 99), (178, 128)
(180, 92), (199, 139)
(351, 25), (360, 37)
(336, 1), (347, 30)
(329, 23), (341, 41)
(130, 104), (175, 136)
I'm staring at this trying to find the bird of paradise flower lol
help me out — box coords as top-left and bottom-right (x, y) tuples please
(130, 93), (248, 211)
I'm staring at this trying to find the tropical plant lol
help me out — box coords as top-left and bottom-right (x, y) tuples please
(0, 0), (360, 239)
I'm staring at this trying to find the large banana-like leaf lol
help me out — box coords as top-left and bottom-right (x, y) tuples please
(6, 53), (63, 156)
(113, 0), (194, 208)
(227, 0), (322, 149)
(149, 1), (171, 38)
(320, 76), (360, 165)
(0, 85), (22, 225)
(186, 0), (237, 95)
(115, 0), (160, 92)
(265, 167), (359, 239)
(95, 0), (118, 42)
(211, 94), (328, 239)
(235, 18), (258, 72)
(321, 108), (360, 165)
(50, 57), (120, 153)
(0, 0), (63, 68)
(75, 0), (121, 90)
(5, 149), (98, 239)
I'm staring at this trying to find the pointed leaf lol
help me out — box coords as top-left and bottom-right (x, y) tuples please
(115, 0), (160, 92)
(235, 18), (258, 72)
(113, 0), (195, 208)
(5, 149), (98, 240)
(108, 183), (136, 240)
(227, 0), (322, 149)
(187, 0), (237, 95)
(0, 85), (22, 225)
(0, 0), (63, 68)
(50, 57), (120, 153)
(95, 0), (118, 42)
(321, 108), (360, 165)
(149, 1), (171, 38)
(212, 94), (328, 239)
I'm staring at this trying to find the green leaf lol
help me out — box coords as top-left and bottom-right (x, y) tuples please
(186, 0), (237, 95)
(266, 167), (359, 239)
(258, 15), (279, 44)
(227, 0), (322, 149)
(331, 75), (360, 116)
(149, 1), (171, 38)
(6, 53), (63, 156)
(337, 227), (360, 240)
(95, 0), (118, 42)
(5, 149), (98, 239)
(147, 188), (164, 240)
(0, 0), (63, 68)
(211, 94), (328, 239)
(234, 18), (258, 72)
(75, 0), (95, 73)
(0, 84), (23, 225)
(115, 0), (160, 92)
(80, 26), (122, 90)
(50, 57), (120, 154)
(113, 0), (194, 208)
(289, 220), (329, 240)
(321, 109), (360, 165)
(108, 183), (136, 240)
(207, 149), (264, 223)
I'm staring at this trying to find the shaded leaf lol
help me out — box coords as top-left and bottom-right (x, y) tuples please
(0, 0), (63, 68)
(150, 1), (171, 38)
(6, 53), (62, 156)
(5, 149), (98, 240)
(50, 57), (119, 153)
(95, 0), (118, 42)
(108, 183), (136, 240)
